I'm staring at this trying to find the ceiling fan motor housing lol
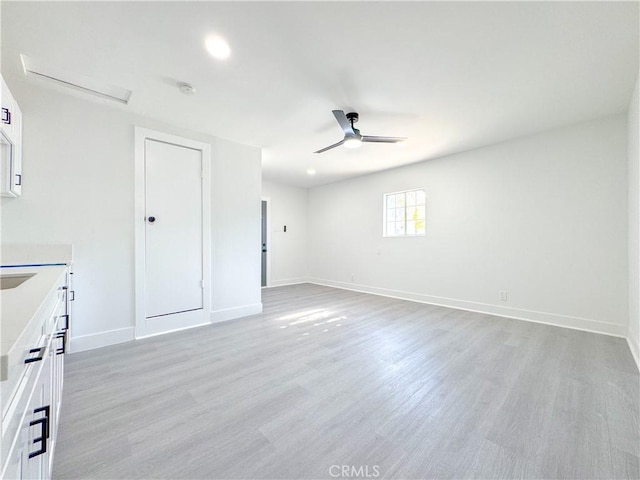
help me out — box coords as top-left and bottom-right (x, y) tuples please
(346, 112), (359, 124)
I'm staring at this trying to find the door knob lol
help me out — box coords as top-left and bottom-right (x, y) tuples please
(147, 216), (156, 223)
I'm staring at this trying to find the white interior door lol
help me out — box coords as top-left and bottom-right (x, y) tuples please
(144, 139), (203, 321)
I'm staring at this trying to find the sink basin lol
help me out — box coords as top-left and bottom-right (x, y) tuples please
(0, 273), (36, 290)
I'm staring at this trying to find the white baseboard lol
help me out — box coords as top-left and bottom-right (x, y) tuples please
(627, 333), (640, 372)
(70, 327), (135, 353)
(69, 304), (263, 353)
(267, 277), (310, 288)
(307, 278), (627, 338)
(210, 303), (263, 323)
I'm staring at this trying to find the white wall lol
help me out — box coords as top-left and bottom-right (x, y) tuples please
(628, 71), (640, 368)
(261, 180), (308, 286)
(2, 76), (631, 354)
(308, 115), (629, 336)
(0, 79), (261, 351)
(211, 139), (262, 321)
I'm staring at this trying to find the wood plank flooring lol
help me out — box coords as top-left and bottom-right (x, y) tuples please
(53, 284), (640, 479)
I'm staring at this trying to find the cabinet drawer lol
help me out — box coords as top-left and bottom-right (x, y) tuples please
(47, 293), (67, 333)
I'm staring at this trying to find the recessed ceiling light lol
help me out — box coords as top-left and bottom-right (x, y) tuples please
(205, 35), (231, 60)
(307, 168), (316, 176)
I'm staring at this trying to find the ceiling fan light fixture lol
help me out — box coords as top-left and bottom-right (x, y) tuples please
(314, 110), (407, 154)
(343, 136), (362, 149)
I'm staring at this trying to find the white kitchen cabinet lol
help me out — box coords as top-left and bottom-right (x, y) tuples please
(22, 350), (51, 480)
(1, 266), (69, 480)
(1, 75), (23, 197)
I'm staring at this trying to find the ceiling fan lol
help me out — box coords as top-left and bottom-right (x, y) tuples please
(314, 110), (407, 154)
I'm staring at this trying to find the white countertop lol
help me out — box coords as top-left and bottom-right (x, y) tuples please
(1, 265), (67, 359)
(0, 244), (72, 381)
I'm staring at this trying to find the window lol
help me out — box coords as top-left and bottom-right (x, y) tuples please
(383, 189), (426, 237)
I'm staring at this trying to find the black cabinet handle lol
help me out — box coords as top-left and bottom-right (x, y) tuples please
(28, 417), (46, 458)
(24, 347), (45, 364)
(33, 406), (50, 438)
(58, 314), (69, 331)
(1, 108), (10, 125)
(28, 410), (48, 458)
(15, 174), (21, 186)
(56, 331), (66, 355)
(147, 216), (156, 223)
(70, 290), (75, 301)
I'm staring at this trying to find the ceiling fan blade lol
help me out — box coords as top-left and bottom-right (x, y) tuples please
(332, 110), (355, 135)
(361, 135), (407, 143)
(314, 139), (345, 154)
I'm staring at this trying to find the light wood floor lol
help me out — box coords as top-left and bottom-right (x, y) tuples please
(53, 284), (639, 480)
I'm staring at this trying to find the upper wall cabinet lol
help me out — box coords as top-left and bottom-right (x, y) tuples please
(1, 75), (23, 197)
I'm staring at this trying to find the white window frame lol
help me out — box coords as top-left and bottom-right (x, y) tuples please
(383, 188), (426, 238)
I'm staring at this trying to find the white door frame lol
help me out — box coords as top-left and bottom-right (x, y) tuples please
(134, 126), (212, 338)
(261, 196), (271, 288)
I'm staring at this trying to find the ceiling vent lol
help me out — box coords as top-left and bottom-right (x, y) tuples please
(20, 55), (132, 105)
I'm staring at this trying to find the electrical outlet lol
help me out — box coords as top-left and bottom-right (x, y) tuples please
(499, 290), (508, 301)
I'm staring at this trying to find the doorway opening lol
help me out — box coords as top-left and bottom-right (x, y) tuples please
(261, 197), (270, 287)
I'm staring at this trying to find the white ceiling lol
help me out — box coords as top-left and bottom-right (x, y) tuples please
(2, 1), (638, 188)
